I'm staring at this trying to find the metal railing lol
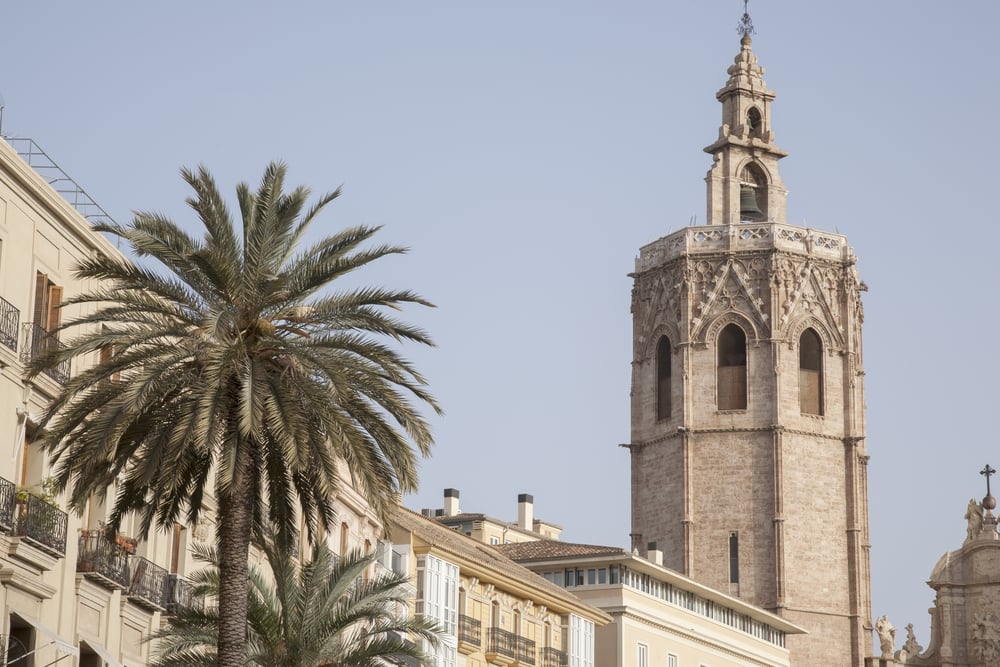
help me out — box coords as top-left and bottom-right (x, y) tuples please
(164, 574), (205, 615)
(459, 614), (481, 647)
(128, 556), (169, 610)
(487, 627), (517, 660)
(0, 296), (18, 352)
(15, 494), (68, 557)
(22, 323), (70, 384)
(516, 635), (537, 665)
(77, 530), (129, 588)
(0, 477), (15, 532)
(541, 647), (568, 667)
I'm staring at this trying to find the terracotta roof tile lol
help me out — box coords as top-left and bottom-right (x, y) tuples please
(494, 541), (627, 562)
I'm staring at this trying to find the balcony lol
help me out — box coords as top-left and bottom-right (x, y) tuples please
(164, 574), (205, 616)
(0, 296), (18, 352)
(458, 614), (481, 655)
(14, 494), (68, 557)
(21, 323), (70, 384)
(516, 635), (537, 666)
(486, 627), (517, 666)
(541, 647), (568, 667)
(0, 477), (16, 532)
(77, 530), (129, 589)
(128, 556), (169, 610)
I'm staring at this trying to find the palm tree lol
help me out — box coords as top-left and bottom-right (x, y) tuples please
(152, 539), (438, 667)
(27, 163), (439, 667)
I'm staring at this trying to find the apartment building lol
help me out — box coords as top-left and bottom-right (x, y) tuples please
(390, 507), (610, 667)
(498, 541), (805, 667)
(0, 137), (390, 666)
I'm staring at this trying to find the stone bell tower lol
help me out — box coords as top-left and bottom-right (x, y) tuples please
(627, 33), (872, 667)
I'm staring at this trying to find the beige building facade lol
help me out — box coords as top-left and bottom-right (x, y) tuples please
(390, 507), (610, 667)
(0, 136), (387, 666)
(627, 36), (872, 667)
(499, 540), (805, 667)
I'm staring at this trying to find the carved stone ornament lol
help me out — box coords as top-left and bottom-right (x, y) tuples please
(971, 594), (1000, 665)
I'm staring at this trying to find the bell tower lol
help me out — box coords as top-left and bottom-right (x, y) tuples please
(627, 27), (872, 667)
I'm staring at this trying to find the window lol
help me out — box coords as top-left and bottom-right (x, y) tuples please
(656, 336), (672, 419)
(33, 272), (63, 334)
(668, 654), (678, 667)
(419, 554), (459, 638)
(637, 643), (649, 667)
(717, 324), (747, 410)
(567, 615), (594, 667)
(340, 522), (349, 556)
(747, 107), (763, 138)
(170, 523), (185, 574)
(729, 532), (740, 585)
(799, 328), (823, 415)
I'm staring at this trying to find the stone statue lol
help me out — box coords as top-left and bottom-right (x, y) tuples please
(896, 623), (922, 661)
(966, 498), (983, 541)
(876, 615), (896, 659)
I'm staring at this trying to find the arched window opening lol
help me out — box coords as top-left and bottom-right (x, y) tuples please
(739, 163), (768, 221)
(799, 328), (823, 415)
(717, 324), (747, 410)
(656, 336), (672, 420)
(746, 107), (763, 138)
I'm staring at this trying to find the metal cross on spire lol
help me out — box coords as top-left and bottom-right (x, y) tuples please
(982, 464), (996, 497)
(738, 0), (756, 38)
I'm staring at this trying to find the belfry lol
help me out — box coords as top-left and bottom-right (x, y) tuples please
(627, 26), (872, 667)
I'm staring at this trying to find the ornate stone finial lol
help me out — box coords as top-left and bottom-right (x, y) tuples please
(982, 464), (997, 511)
(737, 0), (756, 39)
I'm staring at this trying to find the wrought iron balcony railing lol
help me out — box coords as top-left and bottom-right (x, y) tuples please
(15, 494), (68, 557)
(128, 556), (169, 610)
(77, 530), (130, 588)
(21, 323), (70, 384)
(459, 614), (482, 647)
(516, 635), (537, 665)
(487, 627), (517, 660)
(541, 647), (568, 667)
(0, 476), (15, 532)
(0, 296), (18, 352)
(164, 574), (205, 615)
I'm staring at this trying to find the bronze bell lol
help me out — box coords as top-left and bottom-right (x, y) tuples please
(739, 185), (764, 220)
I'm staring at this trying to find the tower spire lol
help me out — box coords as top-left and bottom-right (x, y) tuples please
(703, 21), (788, 225)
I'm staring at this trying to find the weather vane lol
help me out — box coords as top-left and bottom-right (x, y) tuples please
(738, 0), (756, 38)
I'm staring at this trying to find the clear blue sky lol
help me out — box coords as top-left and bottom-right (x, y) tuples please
(3, 0), (997, 650)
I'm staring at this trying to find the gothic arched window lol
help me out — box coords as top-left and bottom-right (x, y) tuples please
(747, 107), (763, 138)
(799, 328), (823, 415)
(656, 336), (672, 420)
(717, 324), (748, 410)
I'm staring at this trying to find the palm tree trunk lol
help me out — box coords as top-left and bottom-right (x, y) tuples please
(215, 448), (254, 667)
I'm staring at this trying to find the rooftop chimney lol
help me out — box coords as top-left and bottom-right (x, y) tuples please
(443, 488), (460, 517)
(517, 493), (534, 531)
(647, 541), (663, 567)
